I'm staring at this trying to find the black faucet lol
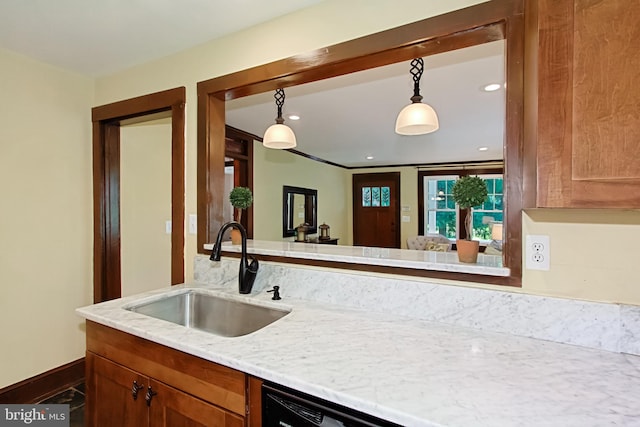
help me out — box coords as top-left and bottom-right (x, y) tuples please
(210, 221), (259, 294)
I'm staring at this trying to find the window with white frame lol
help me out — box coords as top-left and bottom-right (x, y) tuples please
(423, 173), (503, 242)
(472, 174), (503, 241)
(425, 175), (458, 239)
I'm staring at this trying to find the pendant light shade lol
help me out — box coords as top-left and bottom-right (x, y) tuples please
(395, 103), (439, 135)
(263, 123), (297, 149)
(395, 58), (439, 135)
(263, 89), (296, 149)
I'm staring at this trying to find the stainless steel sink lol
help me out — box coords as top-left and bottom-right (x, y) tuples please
(127, 291), (289, 337)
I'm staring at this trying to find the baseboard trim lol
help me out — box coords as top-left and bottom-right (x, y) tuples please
(0, 358), (85, 404)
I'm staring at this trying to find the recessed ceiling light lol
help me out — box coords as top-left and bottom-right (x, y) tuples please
(478, 146), (489, 151)
(366, 155), (374, 160)
(288, 114), (300, 121)
(482, 83), (502, 92)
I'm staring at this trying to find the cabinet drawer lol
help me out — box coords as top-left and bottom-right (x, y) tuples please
(86, 321), (246, 415)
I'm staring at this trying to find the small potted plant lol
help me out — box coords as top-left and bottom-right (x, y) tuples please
(229, 186), (253, 244)
(451, 176), (488, 263)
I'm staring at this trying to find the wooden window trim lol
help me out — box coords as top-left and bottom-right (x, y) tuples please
(197, 0), (535, 287)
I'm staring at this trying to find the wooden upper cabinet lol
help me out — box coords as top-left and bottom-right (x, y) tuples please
(536, 0), (640, 207)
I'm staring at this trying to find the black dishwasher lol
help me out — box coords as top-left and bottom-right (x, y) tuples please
(262, 382), (402, 427)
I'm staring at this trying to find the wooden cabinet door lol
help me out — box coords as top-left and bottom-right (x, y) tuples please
(148, 379), (244, 427)
(87, 321), (247, 417)
(86, 352), (148, 427)
(353, 172), (401, 248)
(537, 0), (640, 207)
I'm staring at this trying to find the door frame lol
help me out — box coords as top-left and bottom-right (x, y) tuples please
(92, 87), (186, 303)
(224, 125), (255, 237)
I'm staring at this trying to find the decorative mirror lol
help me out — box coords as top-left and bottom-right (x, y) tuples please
(282, 186), (317, 237)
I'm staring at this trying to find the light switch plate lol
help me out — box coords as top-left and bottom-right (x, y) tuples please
(188, 214), (197, 234)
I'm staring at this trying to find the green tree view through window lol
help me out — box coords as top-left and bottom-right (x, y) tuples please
(425, 175), (503, 241)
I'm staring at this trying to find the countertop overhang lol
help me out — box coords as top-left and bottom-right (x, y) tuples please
(203, 240), (510, 277)
(77, 283), (640, 427)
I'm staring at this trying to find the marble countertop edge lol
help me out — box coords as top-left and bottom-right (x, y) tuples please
(75, 287), (430, 426)
(76, 284), (640, 427)
(203, 240), (509, 277)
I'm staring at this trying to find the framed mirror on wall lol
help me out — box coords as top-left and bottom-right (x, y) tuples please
(283, 186), (318, 238)
(197, 0), (533, 287)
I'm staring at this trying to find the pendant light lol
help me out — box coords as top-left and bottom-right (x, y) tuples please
(395, 58), (439, 135)
(263, 89), (297, 149)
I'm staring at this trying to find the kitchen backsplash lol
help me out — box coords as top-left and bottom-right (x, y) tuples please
(194, 255), (640, 356)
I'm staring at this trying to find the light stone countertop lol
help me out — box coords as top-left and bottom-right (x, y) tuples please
(203, 240), (509, 277)
(77, 283), (640, 427)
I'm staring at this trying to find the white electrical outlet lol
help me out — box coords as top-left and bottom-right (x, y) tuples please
(526, 235), (550, 271)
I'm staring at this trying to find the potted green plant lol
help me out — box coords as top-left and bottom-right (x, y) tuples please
(229, 186), (253, 244)
(451, 176), (488, 263)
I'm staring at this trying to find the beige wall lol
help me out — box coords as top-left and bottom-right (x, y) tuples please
(3, 0), (639, 390)
(0, 48), (93, 388)
(120, 121), (173, 297)
(253, 141), (347, 242)
(93, 0), (640, 305)
(94, 0), (488, 281)
(253, 146), (423, 248)
(522, 210), (640, 304)
(2, 1), (487, 388)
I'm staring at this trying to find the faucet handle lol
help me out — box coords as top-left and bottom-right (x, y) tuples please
(267, 286), (281, 300)
(247, 256), (259, 272)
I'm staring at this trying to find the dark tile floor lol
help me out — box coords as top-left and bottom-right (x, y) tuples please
(39, 383), (84, 427)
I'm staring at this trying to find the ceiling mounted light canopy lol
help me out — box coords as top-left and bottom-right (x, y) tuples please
(263, 88), (296, 149)
(395, 58), (439, 135)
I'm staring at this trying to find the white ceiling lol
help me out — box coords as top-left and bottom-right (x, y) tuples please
(227, 40), (506, 168)
(0, 1), (505, 167)
(0, 0), (322, 76)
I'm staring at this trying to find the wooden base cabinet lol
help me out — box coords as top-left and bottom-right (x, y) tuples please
(86, 354), (243, 427)
(86, 353), (147, 427)
(85, 321), (258, 427)
(150, 379), (243, 427)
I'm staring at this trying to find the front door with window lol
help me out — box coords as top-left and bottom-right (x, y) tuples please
(352, 172), (400, 248)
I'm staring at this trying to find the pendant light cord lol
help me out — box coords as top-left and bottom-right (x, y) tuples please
(274, 89), (285, 124)
(409, 58), (424, 103)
